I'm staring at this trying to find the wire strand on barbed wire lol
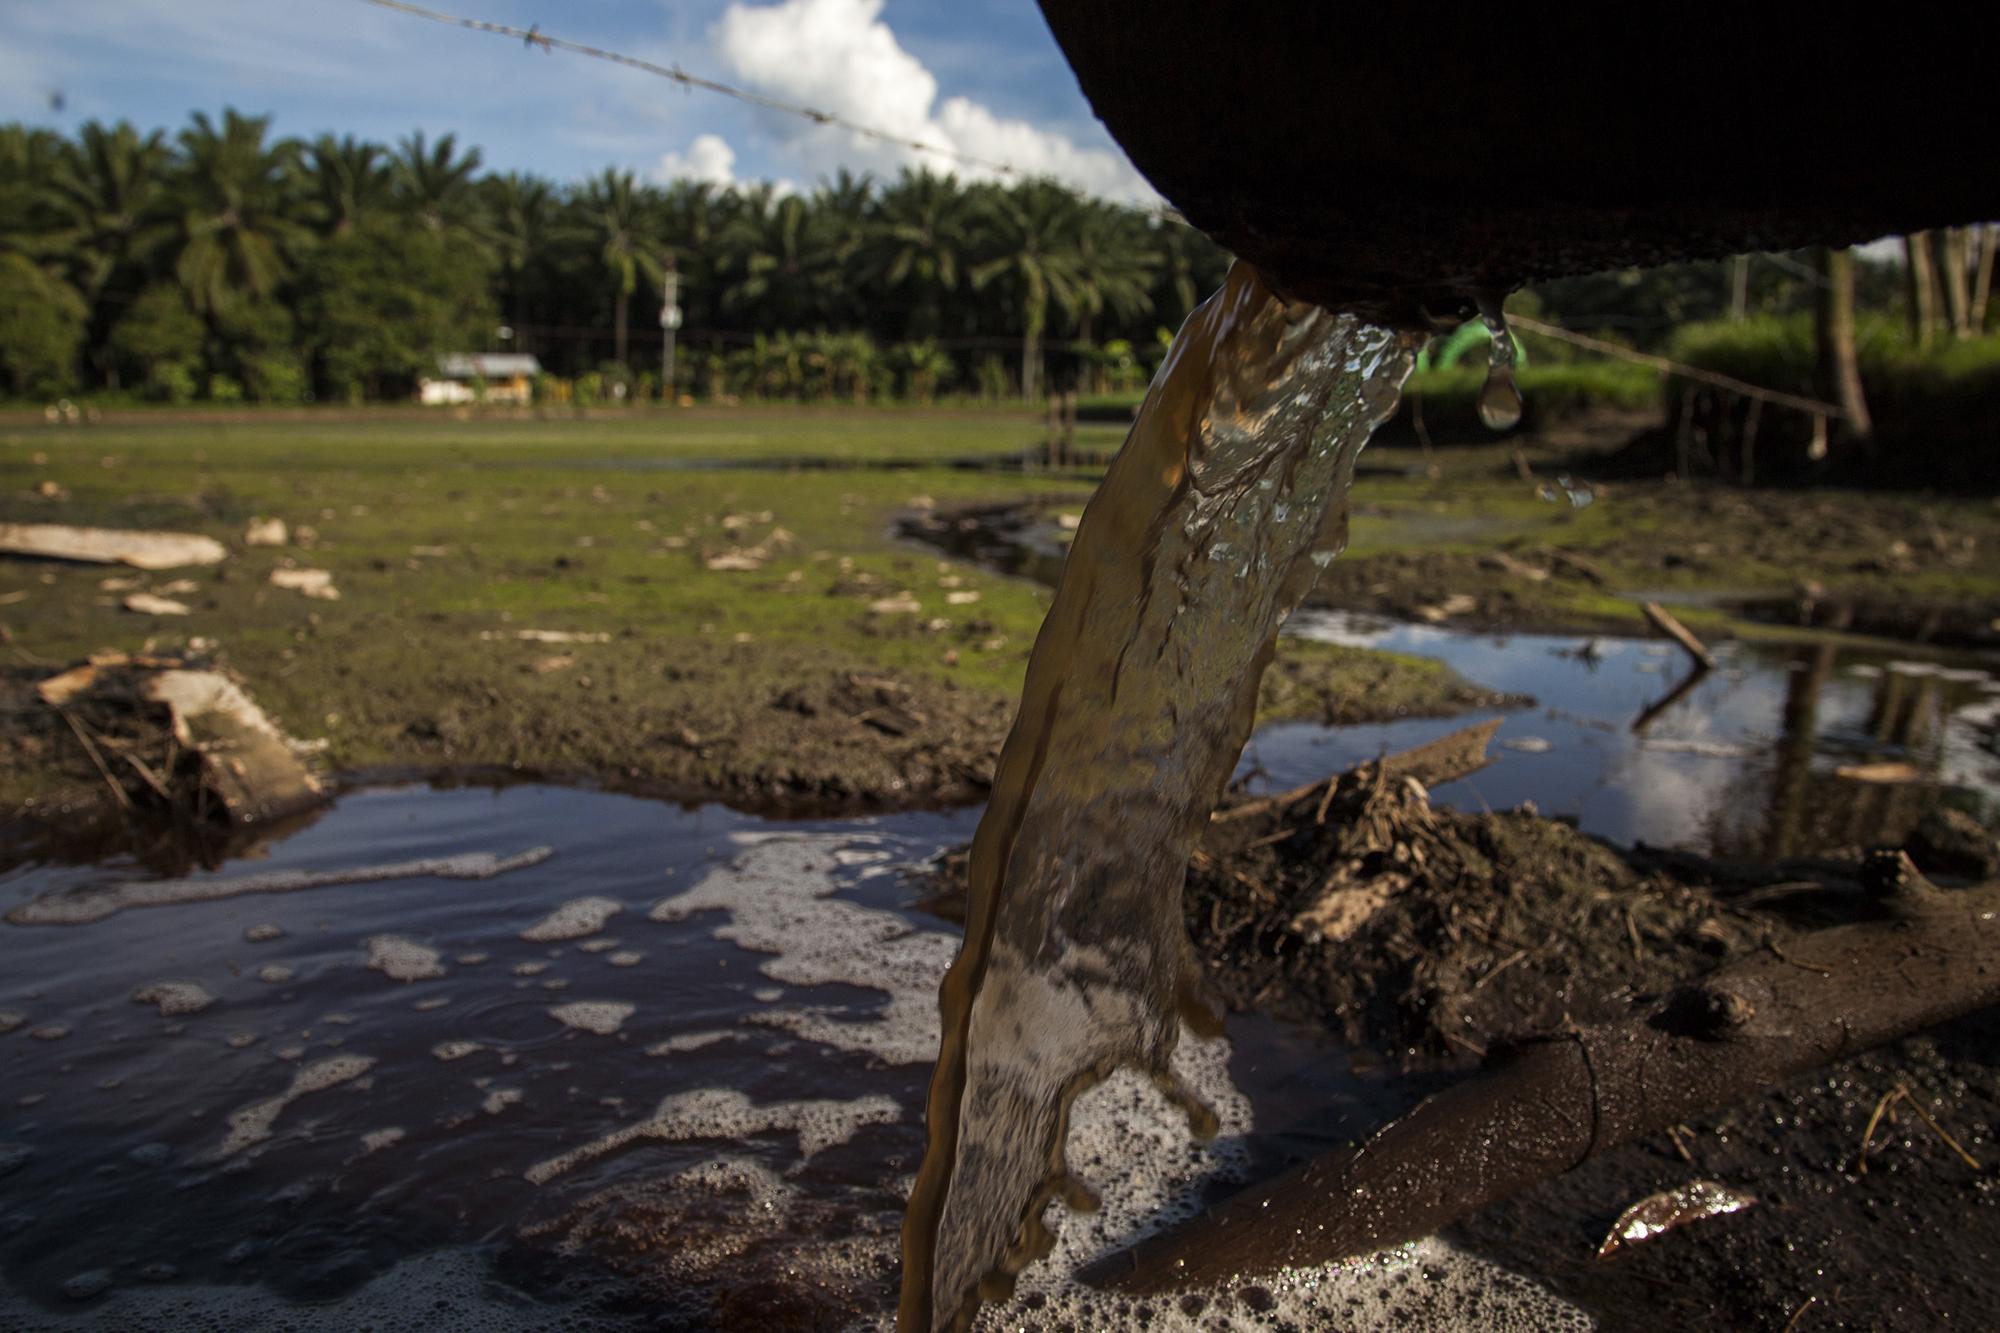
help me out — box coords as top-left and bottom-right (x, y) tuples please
(357, 0), (1018, 181)
(1507, 313), (1843, 419)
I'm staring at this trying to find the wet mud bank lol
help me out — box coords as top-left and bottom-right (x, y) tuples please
(920, 743), (2000, 1329)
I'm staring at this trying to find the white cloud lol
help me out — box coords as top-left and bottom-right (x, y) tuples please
(711, 0), (1155, 203)
(655, 132), (741, 187)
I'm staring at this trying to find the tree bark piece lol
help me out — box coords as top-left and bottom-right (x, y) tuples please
(1082, 857), (2000, 1294)
(1640, 600), (1718, 672)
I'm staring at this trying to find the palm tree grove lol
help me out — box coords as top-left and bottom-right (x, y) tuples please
(0, 110), (1229, 406)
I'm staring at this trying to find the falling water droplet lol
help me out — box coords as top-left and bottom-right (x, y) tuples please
(1474, 291), (1523, 432)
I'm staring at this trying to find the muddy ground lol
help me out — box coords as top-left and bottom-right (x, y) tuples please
(917, 738), (2000, 1331)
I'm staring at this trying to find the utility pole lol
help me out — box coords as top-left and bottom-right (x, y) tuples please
(659, 261), (681, 401)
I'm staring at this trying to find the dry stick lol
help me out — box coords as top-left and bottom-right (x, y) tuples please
(1894, 1081), (1983, 1170)
(57, 707), (132, 812)
(1209, 719), (1501, 827)
(1082, 861), (2000, 1293)
(1641, 600), (1719, 672)
(1854, 1085), (1901, 1174)
(1783, 1296), (1821, 1333)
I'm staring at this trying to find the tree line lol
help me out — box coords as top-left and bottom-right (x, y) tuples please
(0, 110), (1232, 405)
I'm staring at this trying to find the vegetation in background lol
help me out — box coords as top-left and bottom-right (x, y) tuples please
(0, 112), (1230, 405)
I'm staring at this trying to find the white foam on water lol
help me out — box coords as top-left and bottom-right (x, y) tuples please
(513, 960), (551, 977)
(243, 923), (284, 942)
(31, 1024), (70, 1041)
(640, 835), (1586, 1329)
(549, 1001), (634, 1035)
(213, 1054), (376, 1158)
(367, 935), (445, 982)
(256, 964), (293, 984)
(645, 1030), (740, 1056)
(524, 1087), (900, 1186)
(650, 838), (958, 1065)
(916, 1034), (1592, 1333)
(359, 1127), (405, 1154)
(7, 847), (554, 925)
(521, 895), (623, 942)
(131, 980), (215, 1012)
(577, 937), (621, 954)
(482, 1088), (524, 1115)
(607, 951), (643, 967)
(432, 1041), (483, 1062)
(0, 1245), (598, 1332)
(0, 1010), (25, 1033)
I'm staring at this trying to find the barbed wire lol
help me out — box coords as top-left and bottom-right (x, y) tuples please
(357, 0), (1091, 189)
(1508, 314), (1842, 419)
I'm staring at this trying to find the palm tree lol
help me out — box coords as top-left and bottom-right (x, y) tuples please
(47, 122), (173, 386)
(170, 110), (308, 315)
(719, 186), (845, 329)
(970, 179), (1086, 400)
(303, 134), (390, 236)
(567, 168), (669, 367)
(0, 125), (67, 254)
(391, 131), (488, 242)
(483, 171), (555, 347)
(1152, 219), (1230, 329)
(869, 169), (978, 340)
(811, 168), (874, 325)
(1070, 200), (1156, 350)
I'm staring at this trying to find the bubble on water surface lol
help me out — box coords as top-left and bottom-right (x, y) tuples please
(521, 895), (622, 942)
(549, 1001), (634, 1035)
(213, 1054), (376, 1158)
(366, 935), (445, 982)
(127, 976), (213, 1016)
(650, 838), (958, 1066)
(524, 1087), (900, 1186)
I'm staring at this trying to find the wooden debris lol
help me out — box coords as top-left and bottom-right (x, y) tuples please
(143, 669), (324, 825)
(269, 567), (339, 600)
(1212, 719), (1502, 828)
(0, 522), (227, 570)
(243, 517), (288, 547)
(1835, 760), (1923, 784)
(1641, 600), (1718, 671)
(1595, 1180), (1758, 1258)
(123, 593), (192, 617)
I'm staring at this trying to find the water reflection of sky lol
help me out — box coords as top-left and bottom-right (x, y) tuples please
(1261, 612), (2000, 857)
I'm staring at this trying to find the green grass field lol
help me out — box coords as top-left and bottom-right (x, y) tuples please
(5, 404), (1995, 817)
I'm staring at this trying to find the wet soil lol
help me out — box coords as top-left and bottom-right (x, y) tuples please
(919, 753), (2000, 1331)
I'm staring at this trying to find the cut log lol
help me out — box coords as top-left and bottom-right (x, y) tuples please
(1082, 855), (2000, 1293)
(1640, 600), (1718, 671)
(0, 522), (226, 570)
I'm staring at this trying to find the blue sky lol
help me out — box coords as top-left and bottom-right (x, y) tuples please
(1, 0), (1154, 201)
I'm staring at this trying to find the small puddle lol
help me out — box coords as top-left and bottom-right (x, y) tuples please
(0, 781), (1573, 1329)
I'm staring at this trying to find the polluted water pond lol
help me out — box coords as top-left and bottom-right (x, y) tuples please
(1, 779), (1591, 1329)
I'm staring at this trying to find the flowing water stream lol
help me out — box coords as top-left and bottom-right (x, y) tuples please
(899, 263), (1421, 1328)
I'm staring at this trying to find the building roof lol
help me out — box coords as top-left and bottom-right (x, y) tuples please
(434, 353), (542, 379)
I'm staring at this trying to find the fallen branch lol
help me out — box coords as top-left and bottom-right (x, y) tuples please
(1210, 718), (1501, 828)
(1082, 853), (2000, 1293)
(1641, 600), (1718, 672)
